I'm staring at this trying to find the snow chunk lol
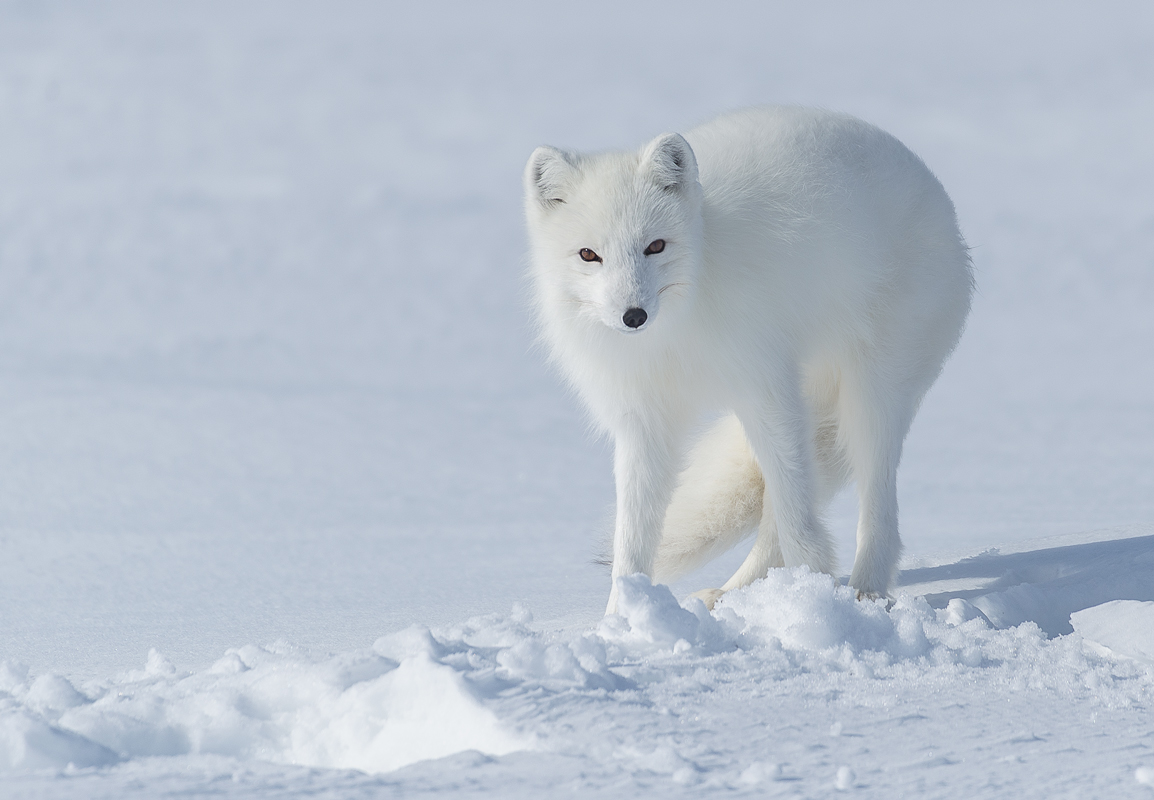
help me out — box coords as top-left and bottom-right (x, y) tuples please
(944, 598), (991, 626)
(739, 761), (782, 784)
(1071, 601), (1154, 663)
(0, 711), (120, 772)
(25, 674), (89, 715)
(289, 652), (528, 773)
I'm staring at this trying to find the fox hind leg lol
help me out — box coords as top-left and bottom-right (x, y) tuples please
(690, 371), (850, 609)
(838, 364), (913, 599)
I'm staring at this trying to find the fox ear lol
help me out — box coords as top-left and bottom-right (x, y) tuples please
(641, 133), (698, 191)
(525, 146), (575, 209)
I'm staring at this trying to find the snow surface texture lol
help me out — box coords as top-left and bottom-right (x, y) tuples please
(2, 0), (1154, 797)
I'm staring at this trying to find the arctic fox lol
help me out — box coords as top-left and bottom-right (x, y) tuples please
(523, 107), (972, 614)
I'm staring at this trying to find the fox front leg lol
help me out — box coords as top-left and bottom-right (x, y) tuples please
(606, 418), (682, 615)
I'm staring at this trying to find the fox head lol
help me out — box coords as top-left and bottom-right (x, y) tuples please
(524, 133), (703, 338)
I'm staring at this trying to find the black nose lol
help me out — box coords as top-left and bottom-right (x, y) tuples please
(622, 308), (648, 329)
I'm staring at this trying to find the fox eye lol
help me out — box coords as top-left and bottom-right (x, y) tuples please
(644, 239), (666, 255)
(579, 248), (602, 263)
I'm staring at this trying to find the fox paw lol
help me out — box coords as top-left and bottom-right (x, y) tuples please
(689, 587), (726, 610)
(855, 590), (895, 609)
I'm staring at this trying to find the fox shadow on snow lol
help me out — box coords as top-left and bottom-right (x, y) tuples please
(897, 531), (1154, 635)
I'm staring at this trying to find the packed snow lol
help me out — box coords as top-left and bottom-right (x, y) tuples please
(2, 1), (1154, 797)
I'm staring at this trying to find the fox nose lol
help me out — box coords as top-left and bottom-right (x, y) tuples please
(622, 308), (648, 329)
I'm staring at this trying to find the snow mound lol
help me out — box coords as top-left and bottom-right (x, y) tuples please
(720, 569), (942, 658)
(3, 569), (1152, 779)
(1, 641), (529, 775)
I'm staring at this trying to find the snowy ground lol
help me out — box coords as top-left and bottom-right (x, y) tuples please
(3, 527), (1154, 798)
(2, 1), (1153, 796)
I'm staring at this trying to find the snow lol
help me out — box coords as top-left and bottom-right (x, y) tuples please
(1072, 601), (1154, 664)
(5, 559), (1154, 795)
(2, 0), (1153, 797)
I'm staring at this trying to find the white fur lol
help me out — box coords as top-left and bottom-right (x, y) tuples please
(524, 107), (972, 614)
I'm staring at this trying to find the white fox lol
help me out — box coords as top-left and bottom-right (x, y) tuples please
(523, 107), (972, 614)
